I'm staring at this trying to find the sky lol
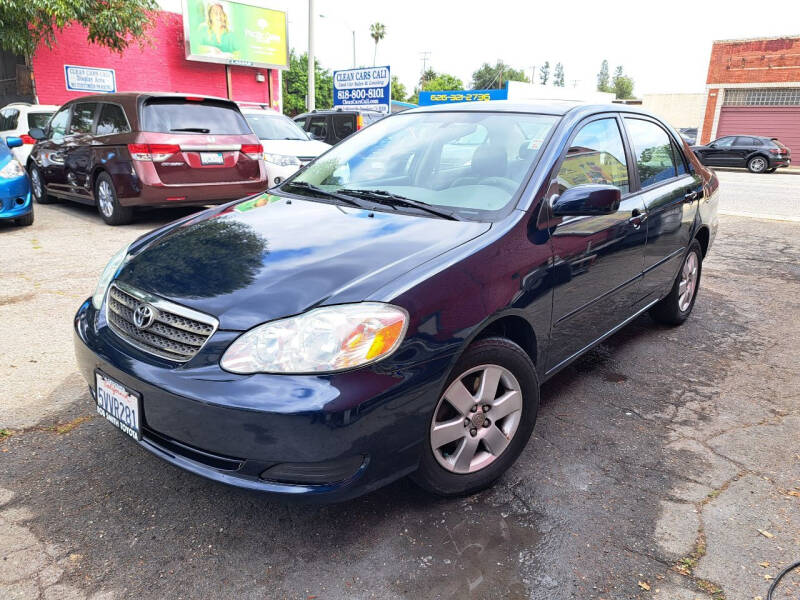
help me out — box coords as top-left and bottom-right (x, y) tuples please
(164, 0), (800, 97)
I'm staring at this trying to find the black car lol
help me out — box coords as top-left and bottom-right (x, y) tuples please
(678, 128), (697, 145)
(293, 108), (384, 145)
(691, 135), (791, 173)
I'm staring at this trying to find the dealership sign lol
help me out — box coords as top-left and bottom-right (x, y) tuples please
(64, 65), (116, 93)
(333, 66), (391, 114)
(183, 0), (288, 70)
(418, 88), (508, 106)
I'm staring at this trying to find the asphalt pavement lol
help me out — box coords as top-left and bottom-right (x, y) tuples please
(1, 172), (798, 599)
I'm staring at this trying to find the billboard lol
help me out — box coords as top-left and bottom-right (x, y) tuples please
(418, 88), (508, 106)
(333, 66), (391, 114)
(183, 0), (289, 70)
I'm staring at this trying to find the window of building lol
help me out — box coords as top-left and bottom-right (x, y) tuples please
(723, 88), (800, 106)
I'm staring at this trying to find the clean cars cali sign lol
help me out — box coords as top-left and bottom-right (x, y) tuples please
(64, 65), (116, 93)
(333, 66), (390, 114)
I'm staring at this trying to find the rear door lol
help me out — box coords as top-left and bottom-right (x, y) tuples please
(732, 136), (762, 166)
(331, 113), (356, 143)
(307, 116), (329, 144)
(137, 97), (262, 185)
(63, 102), (99, 201)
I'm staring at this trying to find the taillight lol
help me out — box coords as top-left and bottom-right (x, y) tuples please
(240, 143), (262, 160)
(356, 114), (364, 130)
(769, 148), (780, 155)
(127, 143), (180, 162)
(20, 134), (35, 145)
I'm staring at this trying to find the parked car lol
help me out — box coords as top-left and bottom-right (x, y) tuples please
(0, 102), (58, 164)
(74, 101), (719, 502)
(241, 108), (330, 187)
(678, 128), (697, 145)
(0, 136), (33, 226)
(28, 93), (266, 225)
(691, 135), (791, 173)
(293, 108), (384, 145)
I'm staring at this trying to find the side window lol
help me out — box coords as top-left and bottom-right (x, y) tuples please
(308, 116), (327, 140)
(555, 117), (630, 194)
(0, 108), (20, 131)
(48, 108), (71, 142)
(294, 117), (307, 130)
(440, 125), (489, 170)
(69, 103), (98, 135)
(671, 143), (688, 176)
(96, 104), (130, 135)
(332, 114), (355, 139)
(624, 118), (677, 188)
(736, 136), (761, 146)
(714, 137), (735, 148)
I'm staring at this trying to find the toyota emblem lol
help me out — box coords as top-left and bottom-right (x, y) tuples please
(133, 303), (156, 330)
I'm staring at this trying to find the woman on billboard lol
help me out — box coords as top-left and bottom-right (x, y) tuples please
(196, 2), (237, 57)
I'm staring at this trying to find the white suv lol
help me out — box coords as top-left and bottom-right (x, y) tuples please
(0, 103), (58, 164)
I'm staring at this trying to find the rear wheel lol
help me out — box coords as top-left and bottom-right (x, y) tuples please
(412, 337), (539, 497)
(649, 239), (702, 325)
(747, 156), (768, 173)
(95, 172), (133, 226)
(29, 166), (52, 204)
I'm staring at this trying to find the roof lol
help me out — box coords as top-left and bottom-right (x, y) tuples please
(58, 92), (234, 104)
(712, 34), (800, 45)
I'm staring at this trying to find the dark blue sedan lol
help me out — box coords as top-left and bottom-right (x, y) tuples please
(0, 136), (33, 226)
(74, 101), (719, 501)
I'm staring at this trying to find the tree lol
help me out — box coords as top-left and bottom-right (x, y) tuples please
(391, 76), (406, 102)
(539, 61), (550, 85)
(612, 65), (635, 99)
(369, 22), (386, 67)
(470, 61), (529, 90)
(553, 63), (565, 87)
(597, 59), (611, 93)
(0, 0), (158, 100)
(407, 70), (464, 104)
(282, 50), (334, 116)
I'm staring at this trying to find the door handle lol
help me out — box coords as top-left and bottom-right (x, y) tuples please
(684, 190), (702, 202)
(629, 209), (647, 229)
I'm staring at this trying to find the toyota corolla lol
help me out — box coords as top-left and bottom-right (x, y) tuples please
(74, 101), (719, 501)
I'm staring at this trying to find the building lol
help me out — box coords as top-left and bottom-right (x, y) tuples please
(699, 35), (800, 155)
(2, 2), (285, 111)
(640, 94), (705, 130)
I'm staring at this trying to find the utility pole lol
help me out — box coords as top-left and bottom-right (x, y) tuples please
(420, 51), (431, 75)
(352, 30), (356, 68)
(307, 0), (315, 111)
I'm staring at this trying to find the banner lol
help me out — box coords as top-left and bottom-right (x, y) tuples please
(418, 88), (508, 106)
(183, 0), (288, 70)
(333, 66), (391, 114)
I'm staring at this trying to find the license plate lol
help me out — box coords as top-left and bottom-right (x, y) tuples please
(200, 152), (224, 165)
(95, 371), (141, 441)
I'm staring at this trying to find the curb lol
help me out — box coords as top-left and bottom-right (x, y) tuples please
(719, 210), (800, 223)
(712, 167), (800, 176)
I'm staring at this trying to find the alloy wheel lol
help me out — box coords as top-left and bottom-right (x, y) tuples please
(750, 157), (766, 172)
(31, 168), (43, 199)
(97, 180), (114, 218)
(678, 251), (699, 312)
(430, 364), (523, 474)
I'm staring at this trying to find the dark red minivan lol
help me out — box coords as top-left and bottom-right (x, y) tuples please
(28, 93), (266, 225)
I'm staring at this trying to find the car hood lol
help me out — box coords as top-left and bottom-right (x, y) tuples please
(116, 193), (491, 330)
(260, 139), (330, 156)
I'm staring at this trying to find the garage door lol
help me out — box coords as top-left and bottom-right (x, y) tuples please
(717, 105), (800, 157)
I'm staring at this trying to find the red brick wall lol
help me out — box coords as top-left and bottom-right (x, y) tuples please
(706, 36), (800, 85)
(32, 11), (279, 109)
(700, 88), (720, 145)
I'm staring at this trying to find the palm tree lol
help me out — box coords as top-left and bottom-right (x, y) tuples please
(369, 22), (386, 66)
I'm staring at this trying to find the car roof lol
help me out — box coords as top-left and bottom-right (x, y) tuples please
(61, 92), (235, 105)
(240, 108), (286, 116)
(293, 108), (382, 118)
(1, 103), (59, 111)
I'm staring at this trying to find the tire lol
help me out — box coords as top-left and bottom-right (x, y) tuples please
(747, 155), (768, 173)
(649, 239), (703, 326)
(412, 337), (539, 497)
(95, 172), (133, 226)
(29, 165), (53, 204)
(765, 167), (777, 174)
(16, 206), (34, 227)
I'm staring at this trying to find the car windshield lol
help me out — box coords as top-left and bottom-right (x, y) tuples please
(283, 111), (559, 220)
(245, 112), (308, 140)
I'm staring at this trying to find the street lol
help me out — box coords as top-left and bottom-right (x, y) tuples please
(1, 171), (799, 599)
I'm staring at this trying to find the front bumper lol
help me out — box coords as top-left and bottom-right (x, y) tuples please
(73, 299), (450, 502)
(0, 176), (32, 221)
(264, 163), (301, 188)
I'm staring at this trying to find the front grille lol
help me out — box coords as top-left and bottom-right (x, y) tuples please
(106, 283), (218, 362)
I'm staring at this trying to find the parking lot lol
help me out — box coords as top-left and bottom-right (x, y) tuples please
(1, 170), (798, 599)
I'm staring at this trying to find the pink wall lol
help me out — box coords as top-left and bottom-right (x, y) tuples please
(32, 11), (280, 110)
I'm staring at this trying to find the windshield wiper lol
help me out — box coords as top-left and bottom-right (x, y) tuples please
(281, 181), (369, 209)
(170, 127), (210, 133)
(338, 189), (461, 221)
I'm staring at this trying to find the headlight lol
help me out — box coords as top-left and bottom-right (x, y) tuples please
(220, 303), (408, 374)
(0, 159), (25, 179)
(91, 244), (130, 309)
(263, 153), (300, 167)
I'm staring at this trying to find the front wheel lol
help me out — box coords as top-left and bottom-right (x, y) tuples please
(95, 172), (133, 226)
(29, 166), (53, 204)
(649, 239), (702, 325)
(412, 337), (539, 497)
(747, 156), (768, 173)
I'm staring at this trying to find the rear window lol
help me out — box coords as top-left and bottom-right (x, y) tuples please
(141, 98), (251, 135)
(27, 112), (53, 129)
(332, 113), (355, 139)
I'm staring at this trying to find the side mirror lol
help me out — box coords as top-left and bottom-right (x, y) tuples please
(5, 136), (23, 149)
(552, 184), (621, 217)
(29, 128), (46, 141)
(708, 143), (717, 148)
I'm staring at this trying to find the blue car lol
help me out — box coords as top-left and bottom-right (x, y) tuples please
(0, 136), (33, 226)
(74, 102), (719, 502)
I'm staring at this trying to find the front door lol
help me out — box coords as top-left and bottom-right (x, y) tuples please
(37, 105), (71, 197)
(701, 136), (736, 166)
(546, 114), (647, 373)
